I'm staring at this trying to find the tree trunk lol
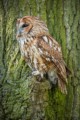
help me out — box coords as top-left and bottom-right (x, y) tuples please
(0, 0), (80, 120)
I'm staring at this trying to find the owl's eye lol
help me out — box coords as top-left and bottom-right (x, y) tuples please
(22, 23), (29, 28)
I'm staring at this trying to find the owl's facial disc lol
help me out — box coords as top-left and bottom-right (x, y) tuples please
(16, 21), (33, 39)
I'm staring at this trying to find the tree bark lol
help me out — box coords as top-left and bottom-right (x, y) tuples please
(0, 0), (80, 120)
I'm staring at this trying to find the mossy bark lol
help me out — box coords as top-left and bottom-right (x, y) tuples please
(0, 0), (80, 120)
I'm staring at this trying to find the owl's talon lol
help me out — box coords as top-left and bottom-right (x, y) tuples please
(32, 71), (40, 76)
(32, 71), (43, 81)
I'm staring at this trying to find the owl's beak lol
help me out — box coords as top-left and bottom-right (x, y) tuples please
(16, 28), (22, 39)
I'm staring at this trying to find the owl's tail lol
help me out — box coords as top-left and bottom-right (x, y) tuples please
(58, 65), (71, 94)
(48, 61), (71, 94)
(57, 76), (67, 94)
(48, 70), (67, 94)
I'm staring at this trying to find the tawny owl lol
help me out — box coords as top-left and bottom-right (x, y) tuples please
(16, 16), (70, 94)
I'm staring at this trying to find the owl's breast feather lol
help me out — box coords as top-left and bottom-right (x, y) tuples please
(18, 38), (27, 56)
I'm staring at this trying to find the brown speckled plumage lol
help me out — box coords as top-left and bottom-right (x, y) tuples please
(16, 16), (70, 94)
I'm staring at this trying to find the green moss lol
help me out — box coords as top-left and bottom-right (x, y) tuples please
(0, 0), (80, 119)
(45, 89), (66, 120)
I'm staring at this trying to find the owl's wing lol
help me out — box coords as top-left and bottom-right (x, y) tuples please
(37, 34), (68, 93)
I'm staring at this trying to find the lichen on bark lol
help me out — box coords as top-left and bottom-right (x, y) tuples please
(0, 0), (80, 120)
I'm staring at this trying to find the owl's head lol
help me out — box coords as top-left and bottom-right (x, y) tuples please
(16, 16), (49, 39)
